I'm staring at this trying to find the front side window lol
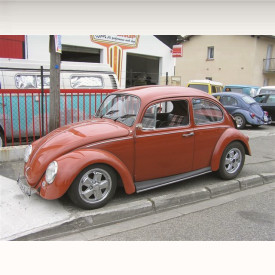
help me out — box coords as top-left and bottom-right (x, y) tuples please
(95, 94), (140, 126)
(15, 74), (50, 89)
(193, 98), (223, 125)
(207, 46), (214, 59)
(267, 95), (275, 103)
(142, 100), (189, 129)
(71, 75), (103, 89)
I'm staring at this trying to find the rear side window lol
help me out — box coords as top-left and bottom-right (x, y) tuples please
(192, 98), (223, 125)
(70, 75), (103, 88)
(220, 96), (238, 106)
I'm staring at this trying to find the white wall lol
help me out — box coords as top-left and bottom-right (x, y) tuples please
(26, 35), (175, 88)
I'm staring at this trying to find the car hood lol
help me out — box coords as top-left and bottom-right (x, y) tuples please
(26, 118), (130, 186)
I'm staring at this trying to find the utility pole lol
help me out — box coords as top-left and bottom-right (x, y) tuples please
(49, 35), (61, 132)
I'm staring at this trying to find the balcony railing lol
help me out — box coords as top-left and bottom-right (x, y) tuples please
(263, 58), (275, 73)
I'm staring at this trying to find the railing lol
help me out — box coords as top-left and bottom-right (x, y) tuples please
(0, 89), (117, 147)
(263, 58), (275, 73)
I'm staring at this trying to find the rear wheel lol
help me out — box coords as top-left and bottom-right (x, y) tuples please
(218, 141), (245, 180)
(233, 113), (246, 129)
(68, 164), (117, 210)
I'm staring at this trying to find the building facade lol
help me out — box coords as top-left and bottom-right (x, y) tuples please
(175, 35), (275, 87)
(0, 35), (176, 89)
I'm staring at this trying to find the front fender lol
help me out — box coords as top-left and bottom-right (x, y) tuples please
(39, 149), (135, 200)
(211, 128), (251, 171)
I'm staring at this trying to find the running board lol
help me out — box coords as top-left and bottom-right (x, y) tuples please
(135, 167), (212, 193)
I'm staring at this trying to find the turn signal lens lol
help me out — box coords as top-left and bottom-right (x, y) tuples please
(250, 113), (256, 118)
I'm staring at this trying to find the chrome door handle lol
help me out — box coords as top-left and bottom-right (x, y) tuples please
(182, 132), (194, 137)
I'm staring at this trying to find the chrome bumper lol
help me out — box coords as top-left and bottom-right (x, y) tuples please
(17, 175), (37, 197)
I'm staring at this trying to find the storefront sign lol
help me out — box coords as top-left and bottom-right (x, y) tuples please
(55, 35), (62, 53)
(91, 35), (139, 48)
(91, 35), (140, 85)
(172, 45), (182, 57)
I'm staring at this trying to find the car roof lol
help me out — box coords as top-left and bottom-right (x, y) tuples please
(259, 86), (275, 90)
(224, 85), (259, 88)
(115, 85), (215, 103)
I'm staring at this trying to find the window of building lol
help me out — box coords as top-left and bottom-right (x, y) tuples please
(192, 98), (223, 125)
(207, 46), (214, 60)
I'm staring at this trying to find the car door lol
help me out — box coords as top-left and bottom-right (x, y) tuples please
(192, 98), (227, 170)
(134, 99), (194, 182)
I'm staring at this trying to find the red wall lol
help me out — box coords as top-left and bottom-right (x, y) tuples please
(0, 35), (25, 59)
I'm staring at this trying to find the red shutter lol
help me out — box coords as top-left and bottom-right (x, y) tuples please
(0, 35), (25, 59)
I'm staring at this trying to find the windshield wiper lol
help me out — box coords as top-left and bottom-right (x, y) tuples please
(113, 114), (135, 122)
(100, 110), (119, 118)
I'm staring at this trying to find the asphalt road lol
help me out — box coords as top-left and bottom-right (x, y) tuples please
(90, 186), (275, 241)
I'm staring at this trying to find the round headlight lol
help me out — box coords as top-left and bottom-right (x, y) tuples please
(45, 161), (58, 184)
(24, 145), (32, 163)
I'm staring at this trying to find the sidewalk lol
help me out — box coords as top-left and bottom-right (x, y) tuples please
(1, 172), (275, 241)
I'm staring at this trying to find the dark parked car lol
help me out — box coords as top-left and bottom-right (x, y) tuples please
(213, 93), (271, 129)
(254, 94), (275, 122)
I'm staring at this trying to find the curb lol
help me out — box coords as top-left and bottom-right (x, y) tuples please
(13, 173), (275, 241)
(0, 145), (27, 162)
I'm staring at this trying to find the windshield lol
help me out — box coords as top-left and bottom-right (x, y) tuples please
(242, 95), (256, 104)
(95, 94), (140, 126)
(188, 84), (209, 93)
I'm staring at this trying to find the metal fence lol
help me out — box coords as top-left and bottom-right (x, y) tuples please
(0, 89), (117, 146)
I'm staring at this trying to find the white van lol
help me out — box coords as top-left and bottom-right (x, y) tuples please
(256, 86), (275, 96)
(0, 58), (118, 89)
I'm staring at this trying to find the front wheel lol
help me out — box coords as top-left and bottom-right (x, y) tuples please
(68, 164), (117, 210)
(217, 141), (245, 180)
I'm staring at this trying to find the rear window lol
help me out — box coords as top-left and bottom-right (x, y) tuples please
(242, 95), (256, 104)
(188, 84), (209, 93)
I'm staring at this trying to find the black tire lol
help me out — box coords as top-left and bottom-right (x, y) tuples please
(0, 130), (4, 147)
(233, 113), (246, 129)
(218, 141), (245, 180)
(67, 164), (117, 210)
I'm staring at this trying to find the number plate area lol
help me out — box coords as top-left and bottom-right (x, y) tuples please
(17, 176), (37, 196)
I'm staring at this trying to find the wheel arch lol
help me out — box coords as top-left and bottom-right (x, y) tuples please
(40, 149), (135, 200)
(211, 128), (251, 171)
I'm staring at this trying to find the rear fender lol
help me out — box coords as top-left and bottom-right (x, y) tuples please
(211, 128), (251, 171)
(39, 149), (135, 200)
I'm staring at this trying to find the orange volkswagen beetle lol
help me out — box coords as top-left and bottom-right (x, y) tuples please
(18, 86), (251, 209)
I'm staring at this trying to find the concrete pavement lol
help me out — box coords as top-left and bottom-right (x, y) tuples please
(0, 171), (274, 241)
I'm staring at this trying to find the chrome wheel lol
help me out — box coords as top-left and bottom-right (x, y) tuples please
(224, 148), (242, 174)
(78, 168), (112, 204)
(234, 114), (245, 129)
